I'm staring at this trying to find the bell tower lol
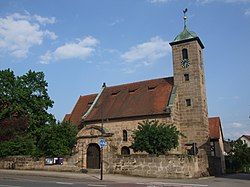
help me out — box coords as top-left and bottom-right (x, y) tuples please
(169, 9), (209, 154)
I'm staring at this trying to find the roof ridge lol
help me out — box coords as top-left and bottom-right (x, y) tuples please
(209, 116), (220, 119)
(105, 76), (173, 89)
(80, 93), (98, 97)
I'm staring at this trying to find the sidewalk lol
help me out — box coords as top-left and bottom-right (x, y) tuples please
(0, 169), (211, 184)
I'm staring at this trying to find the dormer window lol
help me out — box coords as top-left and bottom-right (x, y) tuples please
(87, 102), (93, 106)
(129, 88), (137, 93)
(111, 91), (120, 96)
(182, 48), (188, 60)
(148, 86), (157, 91)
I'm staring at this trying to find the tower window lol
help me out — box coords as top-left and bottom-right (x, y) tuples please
(182, 48), (188, 60)
(184, 73), (189, 81)
(123, 130), (128, 141)
(199, 50), (203, 69)
(186, 99), (192, 107)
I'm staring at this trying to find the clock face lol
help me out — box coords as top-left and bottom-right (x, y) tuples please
(181, 59), (190, 68)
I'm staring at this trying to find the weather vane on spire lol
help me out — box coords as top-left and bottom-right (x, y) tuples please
(183, 8), (188, 28)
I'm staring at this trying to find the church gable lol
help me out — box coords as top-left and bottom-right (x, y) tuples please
(65, 94), (97, 126)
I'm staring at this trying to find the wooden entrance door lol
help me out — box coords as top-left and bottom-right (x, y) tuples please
(87, 143), (100, 169)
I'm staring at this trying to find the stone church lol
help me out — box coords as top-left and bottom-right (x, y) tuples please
(64, 12), (225, 177)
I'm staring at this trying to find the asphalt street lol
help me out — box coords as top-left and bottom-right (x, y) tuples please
(0, 170), (249, 187)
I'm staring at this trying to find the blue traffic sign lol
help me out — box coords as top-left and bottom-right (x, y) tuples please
(99, 138), (106, 148)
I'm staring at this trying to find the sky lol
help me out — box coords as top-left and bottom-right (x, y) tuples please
(0, 0), (250, 140)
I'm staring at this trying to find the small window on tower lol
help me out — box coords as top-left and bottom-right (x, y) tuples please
(182, 48), (188, 60)
(186, 99), (192, 107)
(184, 74), (189, 81)
(199, 50), (203, 69)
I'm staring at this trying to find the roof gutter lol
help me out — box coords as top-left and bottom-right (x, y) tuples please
(82, 83), (106, 120)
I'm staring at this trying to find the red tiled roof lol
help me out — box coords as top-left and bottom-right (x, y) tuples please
(63, 114), (71, 122)
(209, 117), (223, 139)
(85, 77), (173, 122)
(64, 77), (174, 126)
(63, 94), (97, 126)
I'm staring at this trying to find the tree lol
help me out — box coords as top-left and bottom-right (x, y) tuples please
(0, 135), (35, 157)
(35, 121), (78, 157)
(131, 119), (184, 155)
(228, 139), (250, 172)
(0, 69), (55, 135)
(0, 117), (28, 141)
(0, 69), (77, 158)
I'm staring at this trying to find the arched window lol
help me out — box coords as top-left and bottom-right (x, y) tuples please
(182, 48), (188, 60)
(121, 146), (130, 155)
(123, 130), (128, 141)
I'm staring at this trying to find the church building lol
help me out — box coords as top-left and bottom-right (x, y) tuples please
(64, 11), (225, 177)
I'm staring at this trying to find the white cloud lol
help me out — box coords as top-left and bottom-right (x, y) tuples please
(7, 13), (29, 20)
(197, 0), (250, 4)
(223, 121), (250, 140)
(232, 122), (243, 128)
(0, 13), (57, 58)
(40, 51), (52, 64)
(121, 36), (170, 65)
(148, 0), (169, 3)
(245, 9), (250, 16)
(34, 15), (56, 25)
(217, 96), (240, 101)
(44, 30), (58, 40)
(40, 36), (99, 64)
(109, 19), (124, 26)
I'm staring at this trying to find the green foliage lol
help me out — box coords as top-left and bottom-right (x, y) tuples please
(0, 69), (55, 131)
(0, 117), (28, 141)
(131, 119), (184, 155)
(35, 121), (78, 157)
(0, 135), (35, 157)
(227, 139), (250, 173)
(0, 69), (77, 158)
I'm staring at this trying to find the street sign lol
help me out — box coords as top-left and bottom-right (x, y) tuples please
(99, 138), (106, 149)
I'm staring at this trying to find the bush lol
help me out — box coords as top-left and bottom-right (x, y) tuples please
(131, 119), (184, 155)
(226, 139), (250, 173)
(0, 135), (35, 157)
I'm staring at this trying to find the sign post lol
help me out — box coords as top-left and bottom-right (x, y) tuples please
(98, 138), (106, 180)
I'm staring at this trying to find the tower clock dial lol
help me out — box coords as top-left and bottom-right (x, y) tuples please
(181, 59), (190, 68)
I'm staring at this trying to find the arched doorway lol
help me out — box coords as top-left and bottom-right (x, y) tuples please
(121, 146), (130, 155)
(87, 143), (100, 169)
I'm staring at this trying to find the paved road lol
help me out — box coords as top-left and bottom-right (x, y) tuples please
(0, 170), (249, 187)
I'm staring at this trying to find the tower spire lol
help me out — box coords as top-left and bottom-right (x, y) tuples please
(183, 8), (188, 29)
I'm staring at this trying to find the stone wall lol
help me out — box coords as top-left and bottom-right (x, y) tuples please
(107, 154), (209, 179)
(0, 153), (209, 179)
(0, 156), (80, 172)
(76, 116), (182, 169)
